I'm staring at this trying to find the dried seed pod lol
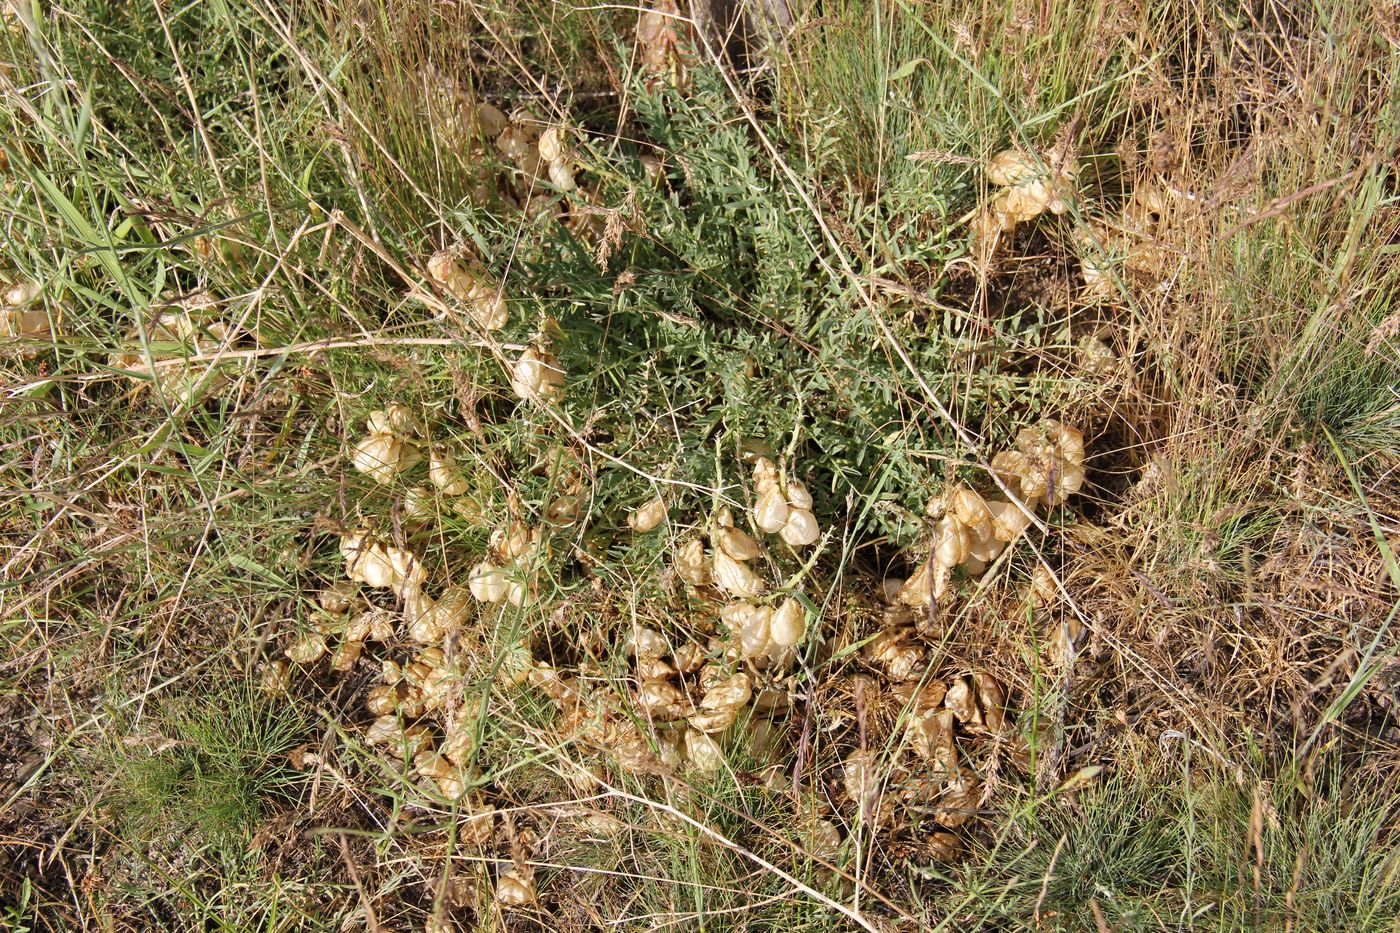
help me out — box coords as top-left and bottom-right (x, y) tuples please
(331, 639), (362, 671)
(493, 519), (540, 562)
(972, 672), (1009, 733)
(944, 678), (981, 726)
(366, 403), (420, 438)
(713, 550), (765, 598)
(674, 538), (711, 586)
(785, 480), (813, 511)
(927, 831), (963, 863)
(319, 580), (359, 614)
(842, 749), (880, 809)
(496, 869), (535, 907)
(700, 672), (751, 710)
(897, 559), (951, 608)
(468, 560), (509, 603)
(628, 496), (667, 532)
(547, 159), (575, 192)
(340, 530), (426, 593)
(673, 642), (707, 673)
(950, 485), (993, 538)
(808, 819), (843, 862)
(936, 771), (980, 829)
(933, 516), (970, 569)
(1030, 563), (1057, 605)
(769, 598), (805, 647)
(346, 607), (396, 642)
(717, 526), (761, 561)
(907, 707), (956, 770)
(415, 750), (453, 781)
(367, 684), (405, 716)
(510, 347), (565, 402)
(688, 706), (738, 733)
(365, 715), (400, 746)
(637, 0), (690, 89)
(457, 803), (496, 844)
(751, 457), (780, 494)
(633, 628), (669, 659)
(637, 681), (689, 719)
(779, 508), (820, 547)
(684, 728), (724, 772)
(286, 631), (327, 664)
(429, 448), (471, 495)
(411, 586), (472, 643)
(259, 659), (292, 693)
(865, 630), (924, 681)
(987, 499), (1033, 542)
(537, 126), (567, 163)
(351, 432), (421, 484)
(637, 656), (675, 681)
(721, 601), (771, 659)
(753, 486), (790, 533)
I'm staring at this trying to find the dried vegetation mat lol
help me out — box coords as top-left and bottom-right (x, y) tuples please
(2, 0), (1399, 930)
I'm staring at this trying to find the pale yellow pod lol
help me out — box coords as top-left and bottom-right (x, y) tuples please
(753, 486), (790, 534)
(286, 631), (327, 664)
(712, 550), (765, 598)
(468, 560), (509, 602)
(779, 508), (819, 547)
(718, 526), (762, 561)
(628, 496), (668, 532)
(785, 479), (813, 510)
(934, 516), (970, 568)
(429, 448), (471, 495)
(685, 728), (725, 773)
(700, 672), (752, 710)
(769, 598), (805, 647)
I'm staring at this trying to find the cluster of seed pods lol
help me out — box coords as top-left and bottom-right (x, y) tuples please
(898, 420), (1085, 609)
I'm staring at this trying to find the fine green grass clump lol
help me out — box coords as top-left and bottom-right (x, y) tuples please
(1, 0), (1397, 929)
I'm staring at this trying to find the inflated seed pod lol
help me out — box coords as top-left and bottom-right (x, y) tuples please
(986, 499), (1033, 542)
(769, 598), (805, 647)
(367, 684), (403, 716)
(779, 508), (819, 547)
(699, 672), (751, 710)
(496, 869), (536, 907)
(865, 629), (924, 681)
(674, 539), (711, 586)
(364, 715), (400, 746)
(429, 448), (471, 495)
(346, 607), (395, 642)
(751, 457), (780, 494)
(716, 527), (761, 561)
(367, 403), (420, 438)
(259, 659), (292, 693)
(320, 580), (359, 614)
(684, 728), (724, 773)
(331, 639), (362, 671)
(944, 678), (981, 726)
(286, 631), (327, 664)
(933, 516), (970, 569)
(632, 627), (669, 659)
(637, 681), (688, 719)
(468, 560), (509, 603)
(753, 486), (790, 533)
(936, 770), (981, 829)
(712, 550), (765, 598)
(842, 749), (879, 808)
(950, 486), (993, 539)
(673, 642), (707, 673)
(510, 347), (565, 402)
(688, 706), (738, 733)
(628, 496), (667, 532)
(785, 480), (813, 511)
(351, 432), (421, 484)
(973, 672), (1010, 733)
